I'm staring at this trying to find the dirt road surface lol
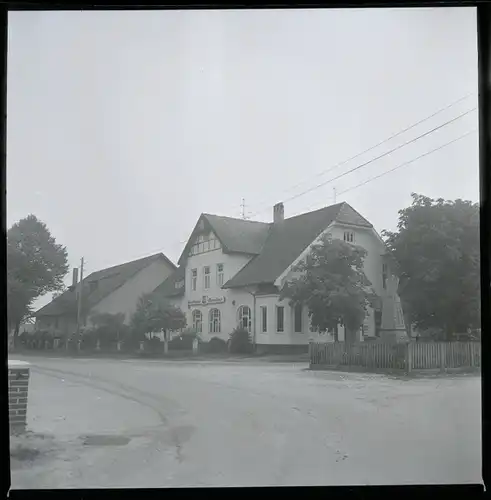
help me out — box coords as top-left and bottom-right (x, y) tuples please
(9, 357), (482, 488)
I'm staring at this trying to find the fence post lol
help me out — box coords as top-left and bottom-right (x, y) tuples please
(439, 342), (446, 373)
(406, 342), (412, 375)
(308, 341), (313, 368)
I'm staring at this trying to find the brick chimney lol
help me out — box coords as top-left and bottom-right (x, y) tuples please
(273, 202), (284, 224)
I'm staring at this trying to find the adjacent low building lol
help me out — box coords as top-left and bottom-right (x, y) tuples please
(33, 253), (176, 336)
(154, 201), (407, 353)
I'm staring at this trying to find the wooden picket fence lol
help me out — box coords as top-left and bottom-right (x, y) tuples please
(309, 341), (481, 373)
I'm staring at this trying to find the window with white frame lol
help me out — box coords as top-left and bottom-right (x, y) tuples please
(192, 310), (203, 333)
(237, 305), (252, 332)
(343, 231), (354, 243)
(276, 306), (284, 333)
(294, 304), (303, 333)
(209, 308), (221, 334)
(260, 306), (267, 333)
(203, 266), (211, 289)
(191, 269), (197, 291)
(217, 263), (224, 287)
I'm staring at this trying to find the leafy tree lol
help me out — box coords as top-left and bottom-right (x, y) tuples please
(7, 215), (69, 344)
(130, 293), (187, 351)
(382, 193), (480, 340)
(280, 234), (374, 344)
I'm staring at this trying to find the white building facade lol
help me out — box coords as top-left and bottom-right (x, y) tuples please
(156, 202), (406, 352)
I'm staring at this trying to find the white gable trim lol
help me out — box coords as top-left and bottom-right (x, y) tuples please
(273, 222), (336, 288)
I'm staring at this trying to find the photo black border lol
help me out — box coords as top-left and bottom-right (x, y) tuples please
(1, 2), (488, 499)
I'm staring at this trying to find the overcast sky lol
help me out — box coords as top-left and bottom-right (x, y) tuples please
(7, 7), (478, 311)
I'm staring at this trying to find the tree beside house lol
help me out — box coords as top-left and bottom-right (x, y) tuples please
(130, 292), (187, 352)
(383, 193), (480, 341)
(7, 215), (69, 348)
(279, 234), (376, 344)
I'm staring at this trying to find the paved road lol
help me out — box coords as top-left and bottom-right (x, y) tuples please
(10, 357), (481, 488)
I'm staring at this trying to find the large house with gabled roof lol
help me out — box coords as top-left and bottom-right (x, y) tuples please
(34, 253), (176, 336)
(154, 202), (407, 352)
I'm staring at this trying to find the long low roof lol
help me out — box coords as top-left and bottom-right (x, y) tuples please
(35, 253), (175, 317)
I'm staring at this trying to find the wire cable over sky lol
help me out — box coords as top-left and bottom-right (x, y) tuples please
(244, 92), (475, 216)
(246, 105), (477, 219)
(297, 129), (477, 216)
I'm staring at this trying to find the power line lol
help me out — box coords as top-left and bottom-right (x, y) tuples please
(244, 91), (476, 216)
(338, 129), (477, 197)
(299, 129), (477, 215)
(246, 106), (477, 219)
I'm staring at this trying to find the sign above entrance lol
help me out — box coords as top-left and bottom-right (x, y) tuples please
(188, 296), (226, 309)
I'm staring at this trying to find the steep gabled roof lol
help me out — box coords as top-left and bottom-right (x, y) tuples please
(203, 214), (271, 254)
(223, 202), (373, 288)
(177, 214), (270, 265)
(34, 253), (176, 317)
(335, 202), (373, 228)
(152, 266), (186, 298)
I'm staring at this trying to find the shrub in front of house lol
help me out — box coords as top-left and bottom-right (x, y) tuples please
(228, 327), (253, 354)
(18, 332), (29, 347)
(168, 329), (199, 351)
(203, 336), (228, 354)
(30, 330), (52, 349)
(146, 336), (163, 352)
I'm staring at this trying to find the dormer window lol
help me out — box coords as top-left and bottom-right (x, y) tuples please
(343, 231), (354, 243)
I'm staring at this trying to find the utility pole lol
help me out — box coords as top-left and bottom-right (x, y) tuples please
(76, 257), (84, 336)
(241, 198), (246, 219)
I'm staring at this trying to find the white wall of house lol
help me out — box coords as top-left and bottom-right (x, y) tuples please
(172, 230), (256, 341)
(169, 221), (394, 346)
(89, 258), (175, 325)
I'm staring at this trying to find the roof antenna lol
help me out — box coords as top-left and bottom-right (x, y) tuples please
(333, 187), (337, 204)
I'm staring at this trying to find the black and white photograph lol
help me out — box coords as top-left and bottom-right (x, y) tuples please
(7, 7), (482, 489)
